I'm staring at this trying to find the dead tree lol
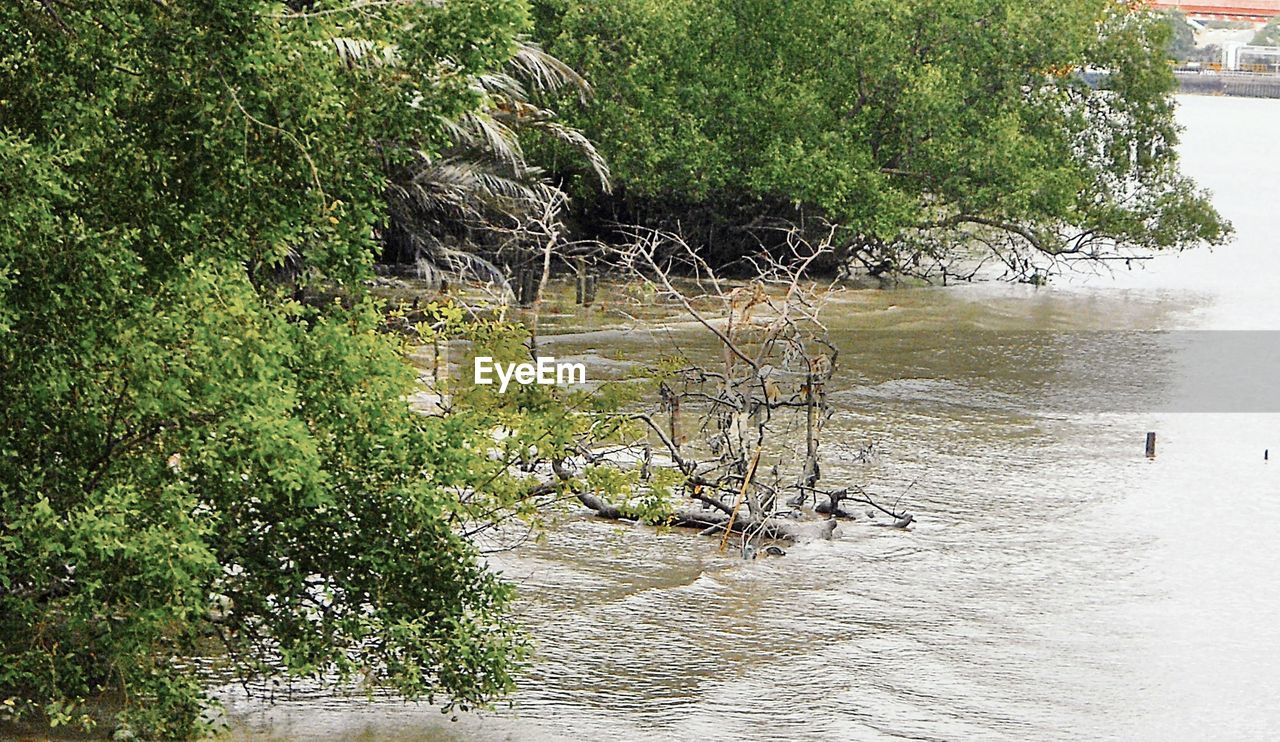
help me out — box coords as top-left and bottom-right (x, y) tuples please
(562, 226), (914, 553)
(397, 221), (916, 556)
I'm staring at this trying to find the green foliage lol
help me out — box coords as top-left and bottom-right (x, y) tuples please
(1254, 17), (1280, 46)
(635, 467), (685, 524)
(535, 0), (1229, 271)
(580, 465), (673, 523)
(0, 1), (554, 737)
(1160, 10), (1199, 62)
(436, 311), (613, 525)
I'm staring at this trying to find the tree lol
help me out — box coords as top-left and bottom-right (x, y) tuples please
(1161, 10), (1199, 62)
(379, 37), (611, 281)
(0, 1), (581, 736)
(496, 226), (915, 552)
(1253, 17), (1280, 46)
(534, 0), (1230, 281)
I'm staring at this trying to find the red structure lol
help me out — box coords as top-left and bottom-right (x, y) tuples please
(1149, 1), (1280, 21)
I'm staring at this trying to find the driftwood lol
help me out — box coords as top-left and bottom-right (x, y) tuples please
(810, 485), (914, 528)
(575, 491), (837, 542)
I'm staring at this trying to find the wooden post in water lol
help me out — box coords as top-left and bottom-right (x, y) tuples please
(516, 268), (538, 307)
(1145, 432), (1157, 458)
(514, 269), (527, 306)
(574, 257), (585, 305)
(659, 382), (680, 454)
(670, 395), (680, 454)
(804, 373), (818, 485)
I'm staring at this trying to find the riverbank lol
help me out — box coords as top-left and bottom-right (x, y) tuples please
(1176, 70), (1280, 99)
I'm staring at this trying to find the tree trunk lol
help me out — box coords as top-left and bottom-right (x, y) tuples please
(575, 493), (836, 542)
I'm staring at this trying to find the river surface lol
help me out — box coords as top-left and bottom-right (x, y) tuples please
(223, 95), (1280, 741)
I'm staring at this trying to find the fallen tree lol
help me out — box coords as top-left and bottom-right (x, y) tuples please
(402, 224), (917, 558)
(561, 460), (839, 543)
(505, 226), (918, 554)
(578, 488), (839, 542)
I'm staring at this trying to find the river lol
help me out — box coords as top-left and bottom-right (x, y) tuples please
(222, 95), (1280, 741)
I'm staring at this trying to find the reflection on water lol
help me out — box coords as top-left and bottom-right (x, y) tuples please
(224, 95), (1280, 741)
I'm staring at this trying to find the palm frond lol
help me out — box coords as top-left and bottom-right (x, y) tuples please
(510, 38), (592, 101)
(526, 120), (612, 192)
(450, 111), (525, 174)
(433, 246), (510, 287)
(398, 159), (547, 212)
(376, 33), (609, 274)
(321, 37), (400, 69)
(475, 72), (527, 100)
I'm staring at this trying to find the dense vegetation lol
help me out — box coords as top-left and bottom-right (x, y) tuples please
(1254, 16), (1280, 46)
(0, 1), (605, 737)
(1162, 10), (1206, 63)
(1, 0), (1229, 738)
(534, 0), (1229, 276)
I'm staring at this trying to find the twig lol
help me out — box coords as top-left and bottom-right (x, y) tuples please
(218, 72), (326, 204)
(718, 447), (761, 552)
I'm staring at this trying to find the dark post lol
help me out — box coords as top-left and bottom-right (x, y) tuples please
(583, 273), (598, 306)
(517, 268), (538, 307)
(805, 373), (817, 483)
(1145, 432), (1157, 458)
(670, 395), (680, 454)
(574, 257), (586, 305)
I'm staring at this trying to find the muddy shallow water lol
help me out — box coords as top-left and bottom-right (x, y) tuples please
(222, 95), (1280, 741)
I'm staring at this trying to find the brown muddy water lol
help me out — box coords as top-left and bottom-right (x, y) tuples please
(220, 95), (1280, 741)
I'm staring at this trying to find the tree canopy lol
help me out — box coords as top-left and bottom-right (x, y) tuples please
(0, 1), (576, 736)
(1253, 16), (1280, 46)
(534, 0), (1229, 278)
